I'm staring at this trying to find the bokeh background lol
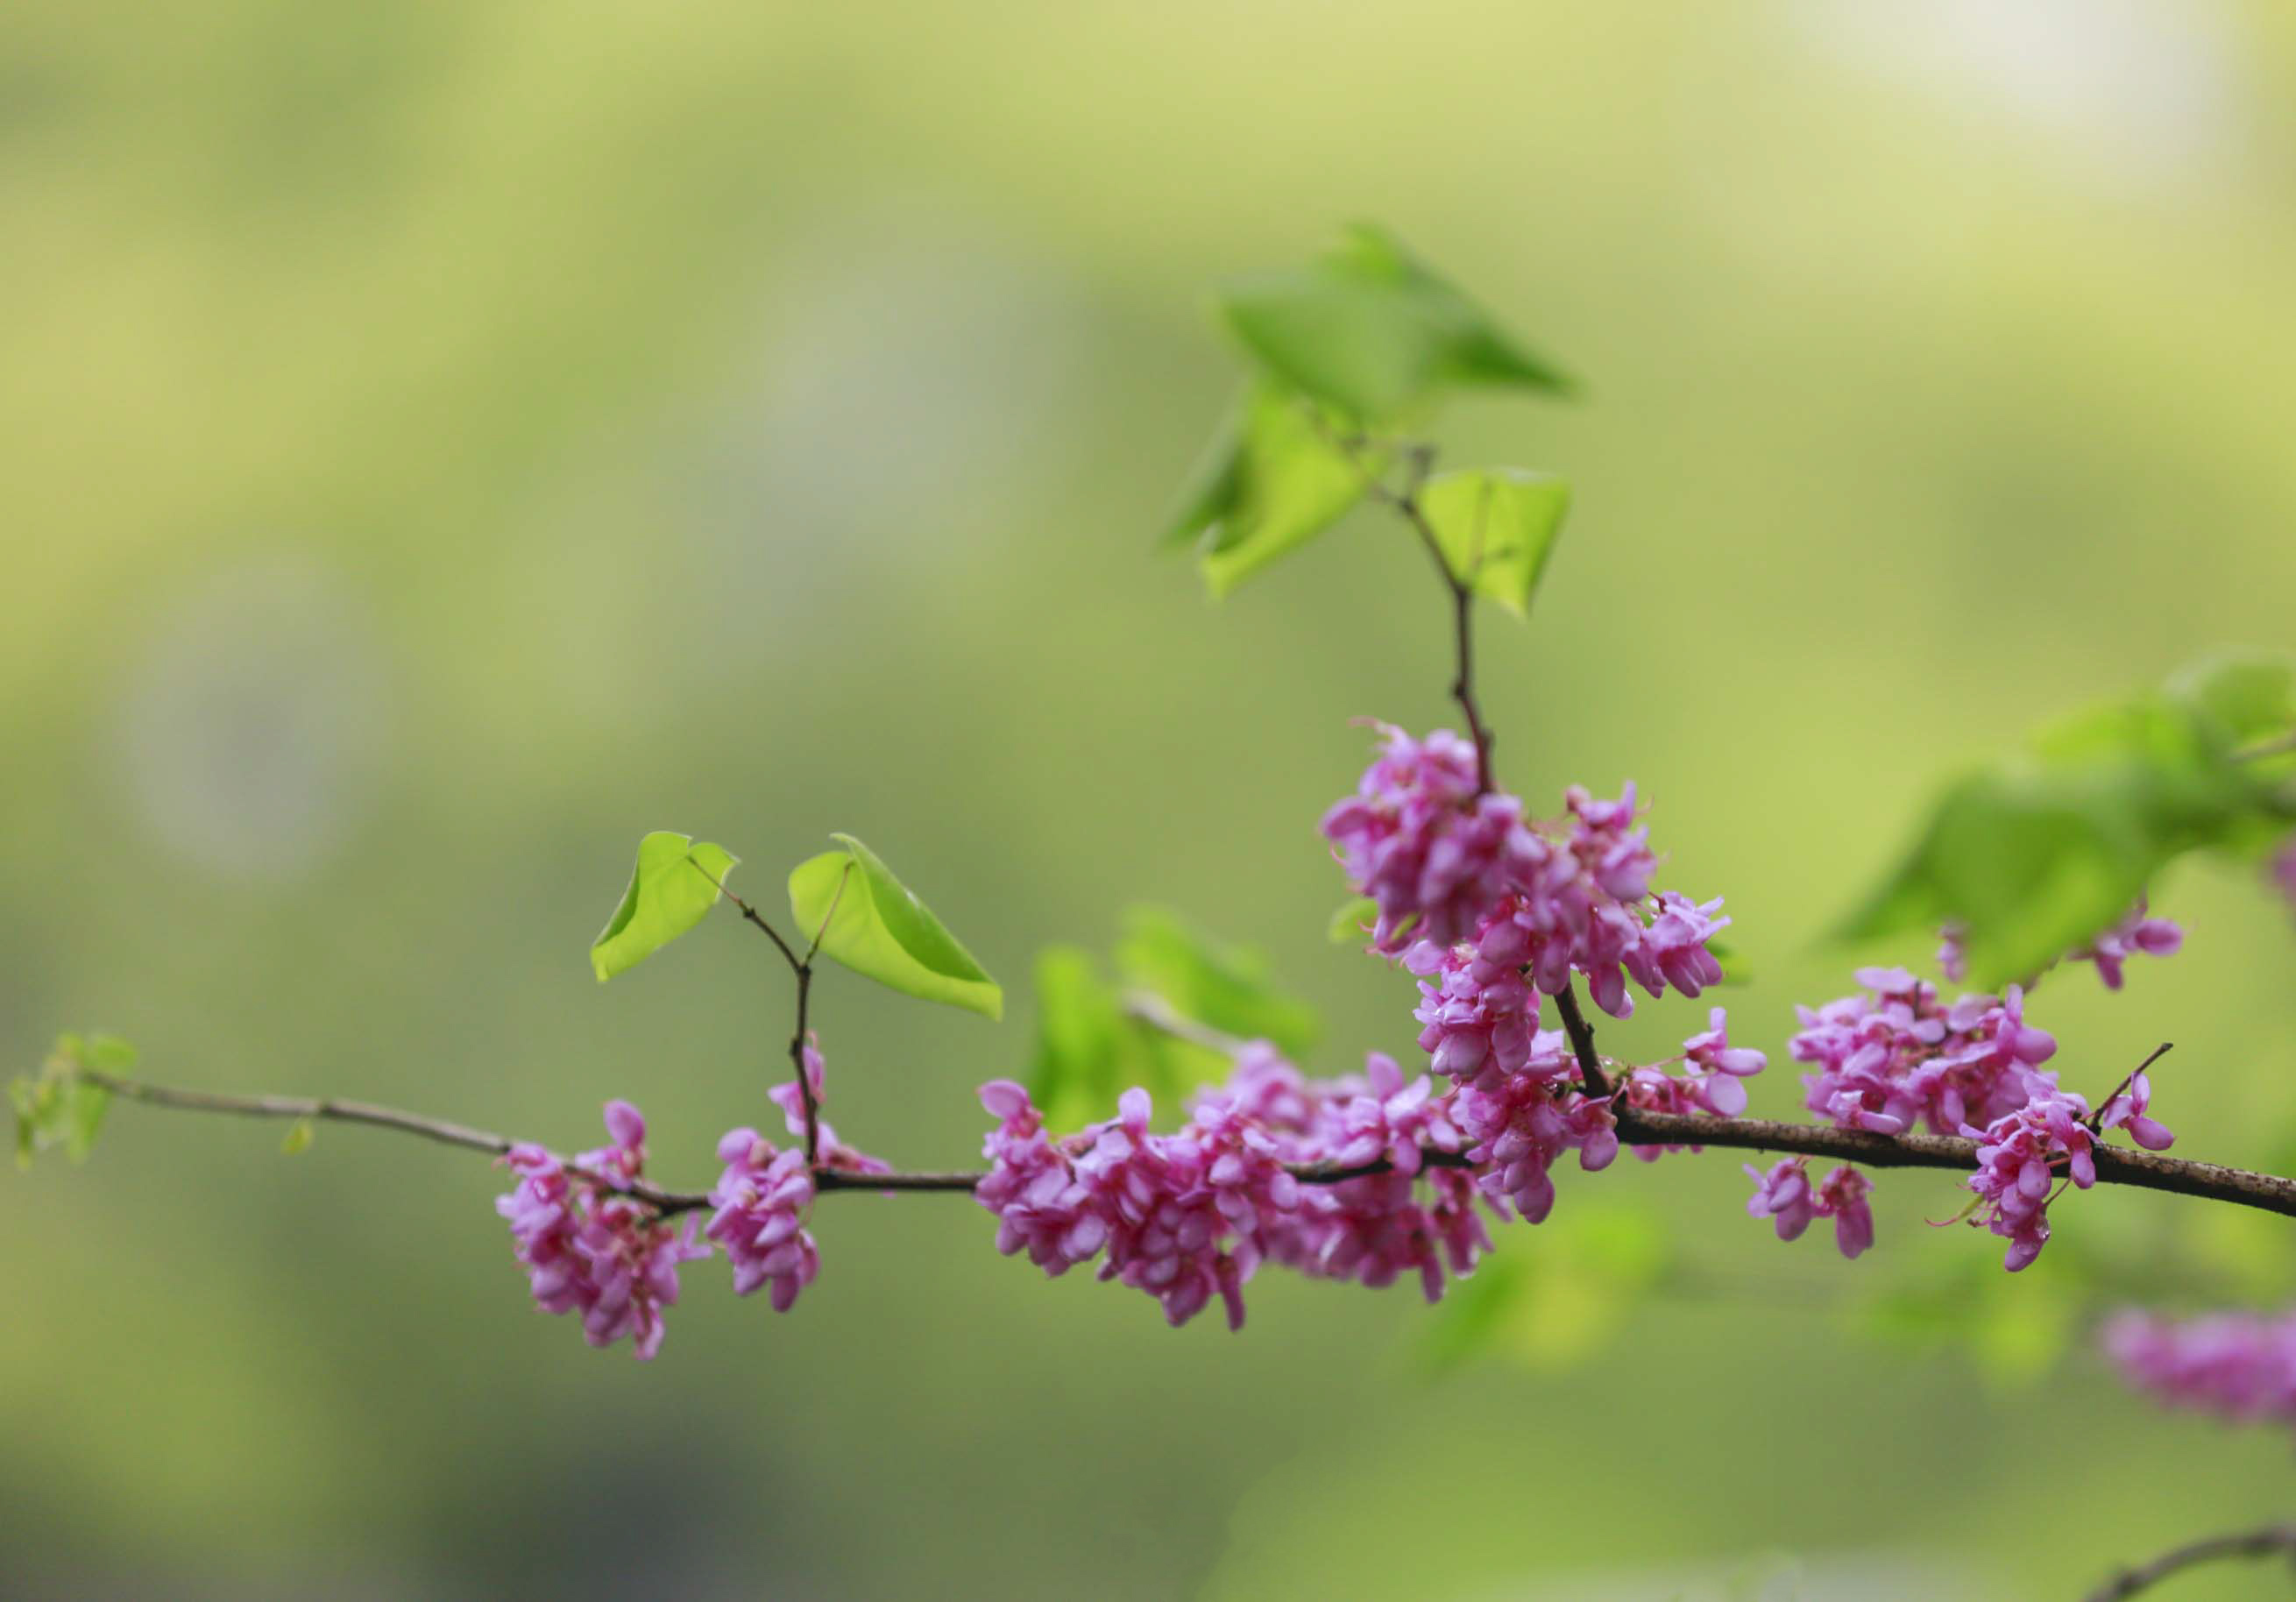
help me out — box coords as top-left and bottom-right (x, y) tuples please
(8, 2), (2296, 1598)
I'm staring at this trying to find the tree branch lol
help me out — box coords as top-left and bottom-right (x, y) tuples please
(2085, 1521), (2296, 1600)
(1551, 983), (1612, 1100)
(67, 1063), (2296, 1221)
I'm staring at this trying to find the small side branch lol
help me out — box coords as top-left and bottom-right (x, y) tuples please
(2085, 1521), (2296, 1601)
(74, 1067), (716, 1217)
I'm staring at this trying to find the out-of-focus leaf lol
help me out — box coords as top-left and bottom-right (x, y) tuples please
(1839, 654), (2294, 988)
(1026, 946), (1191, 1131)
(1166, 383), (1380, 598)
(1418, 467), (1570, 619)
(591, 832), (739, 982)
(280, 1118), (316, 1156)
(1326, 896), (1379, 945)
(1217, 223), (1573, 423)
(1115, 906), (1316, 1058)
(11, 1075), (37, 1169)
(1857, 1247), (2077, 1387)
(1414, 1203), (1669, 1375)
(790, 834), (1003, 1020)
(1708, 938), (1752, 987)
(2169, 651), (2295, 747)
(14, 1032), (131, 1167)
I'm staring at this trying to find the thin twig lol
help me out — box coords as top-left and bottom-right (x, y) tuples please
(2086, 1042), (2173, 1135)
(688, 859), (805, 977)
(1309, 413), (1497, 793)
(1121, 991), (1249, 1057)
(2084, 1521), (2296, 1600)
(74, 1067), (717, 1217)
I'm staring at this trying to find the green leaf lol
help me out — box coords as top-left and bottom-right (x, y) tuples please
(1326, 896), (1379, 944)
(1217, 223), (1572, 424)
(1115, 906), (1317, 1058)
(12, 1032), (129, 1167)
(1857, 1249), (2077, 1387)
(1414, 1203), (1668, 1374)
(1704, 937), (1752, 988)
(1418, 468), (1570, 618)
(61, 1080), (109, 1161)
(1025, 946), (1193, 1131)
(280, 1118), (315, 1156)
(2168, 651), (2295, 747)
(1839, 656), (2292, 988)
(1165, 384), (1381, 598)
(790, 834), (1003, 1020)
(11, 1076), (36, 1170)
(591, 832), (739, 982)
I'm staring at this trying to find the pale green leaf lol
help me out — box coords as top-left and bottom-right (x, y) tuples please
(790, 834), (1002, 1020)
(280, 1118), (315, 1156)
(1116, 906), (1317, 1058)
(1839, 656), (2292, 988)
(1326, 896), (1379, 944)
(591, 832), (739, 982)
(1418, 467), (1570, 618)
(1166, 384), (1381, 598)
(1217, 223), (1573, 423)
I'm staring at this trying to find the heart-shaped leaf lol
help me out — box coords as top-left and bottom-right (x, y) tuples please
(1217, 223), (1573, 424)
(591, 832), (739, 982)
(1419, 467), (1570, 618)
(789, 834), (1003, 1019)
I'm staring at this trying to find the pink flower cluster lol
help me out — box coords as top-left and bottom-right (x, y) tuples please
(974, 1078), (1292, 1330)
(494, 1101), (708, 1360)
(1789, 951), (2180, 1271)
(2104, 1308), (2296, 1428)
(1743, 1158), (1874, 1258)
(1963, 1082), (2098, 1271)
(1793, 968), (2058, 1137)
(1320, 724), (1541, 952)
(1327, 727), (1729, 1020)
(975, 1046), (1520, 1325)
(2274, 837), (2296, 913)
(705, 1126), (818, 1312)
(1237, 1050), (1495, 1304)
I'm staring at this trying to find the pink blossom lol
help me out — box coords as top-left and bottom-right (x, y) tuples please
(1818, 1165), (1875, 1258)
(1325, 730), (1730, 1015)
(767, 1036), (890, 1178)
(2104, 1308), (2296, 1428)
(1320, 724), (1543, 951)
(1453, 1069), (1616, 1224)
(974, 1080), (1108, 1276)
(2068, 898), (2183, 991)
(2273, 837), (2296, 912)
(706, 1126), (819, 1312)
(1741, 1158), (1874, 1259)
(2097, 1069), (2176, 1152)
(495, 1102), (709, 1359)
(1963, 1082), (2095, 1271)
(1744, 1158), (1817, 1241)
(1794, 970), (2052, 1138)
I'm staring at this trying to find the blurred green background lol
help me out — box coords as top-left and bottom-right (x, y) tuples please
(8, 2), (2296, 1598)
